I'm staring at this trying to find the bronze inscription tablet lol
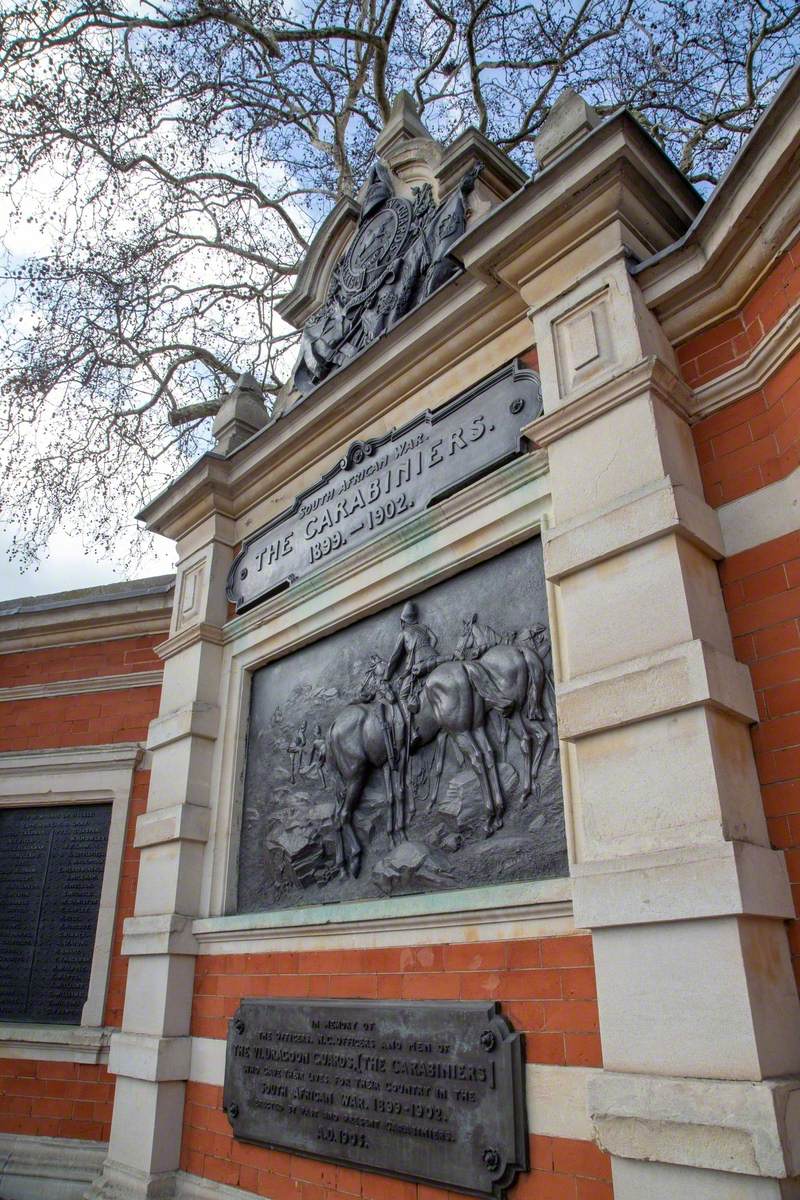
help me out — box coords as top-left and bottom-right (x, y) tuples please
(223, 998), (528, 1198)
(0, 803), (111, 1024)
(226, 360), (541, 613)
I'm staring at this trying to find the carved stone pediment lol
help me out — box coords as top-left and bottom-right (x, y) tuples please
(276, 94), (528, 404)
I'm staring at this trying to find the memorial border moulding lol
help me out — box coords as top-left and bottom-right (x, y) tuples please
(203, 455), (561, 923)
(191, 877), (573, 956)
(0, 669), (163, 704)
(0, 743), (140, 1042)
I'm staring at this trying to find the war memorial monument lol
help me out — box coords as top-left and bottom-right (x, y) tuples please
(1, 72), (800, 1200)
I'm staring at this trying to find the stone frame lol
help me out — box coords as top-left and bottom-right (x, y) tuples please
(198, 447), (574, 936)
(0, 742), (140, 1059)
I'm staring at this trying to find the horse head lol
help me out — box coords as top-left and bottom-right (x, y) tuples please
(516, 623), (548, 656)
(455, 613), (478, 659)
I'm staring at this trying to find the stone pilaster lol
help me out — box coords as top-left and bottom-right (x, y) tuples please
(527, 212), (800, 1194)
(87, 518), (235, 1199)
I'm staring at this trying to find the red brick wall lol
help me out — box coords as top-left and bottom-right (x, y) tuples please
(0, 634), (164, 1141)
(678, 234), (800, 508)
(678, 234), (800, 389)
(678, 227), (800, 992)
(720, 530), (800, 992)
(182, 934), (610, 1198)
(0, 635), (163, 687)
(0, 684), (161, 753)
(182, 1083), (612, 1200)
(0, 1059), (115, 1142)
(191, 938), (602, 1069)
(692, 350), (800, 506)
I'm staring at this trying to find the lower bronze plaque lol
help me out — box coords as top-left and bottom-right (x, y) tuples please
(223, 998), (528, 1198)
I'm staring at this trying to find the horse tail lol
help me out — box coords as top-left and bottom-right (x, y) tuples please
(518, 648), (546, 722)
(542, 672), (557, 724)
(463, 661), (514, 717)
(325, 718), (345, 790)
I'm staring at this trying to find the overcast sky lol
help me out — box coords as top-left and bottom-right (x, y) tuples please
(0, 525), (176, 601)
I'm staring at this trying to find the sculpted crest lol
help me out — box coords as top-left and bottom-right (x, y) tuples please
(289, 159), (481, 395)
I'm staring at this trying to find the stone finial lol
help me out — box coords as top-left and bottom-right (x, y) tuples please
(376, 90), (431, 157)
(533, 88), (601, 171)
(212, 371), (269, 455)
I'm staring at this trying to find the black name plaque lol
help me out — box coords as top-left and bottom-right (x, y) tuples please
(223, 998), (528, 1198)
(0, 803), (111, 1024)
(226, 361), (541, 612)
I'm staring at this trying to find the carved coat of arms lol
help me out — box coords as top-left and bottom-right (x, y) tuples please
(290, 160), (480, 395)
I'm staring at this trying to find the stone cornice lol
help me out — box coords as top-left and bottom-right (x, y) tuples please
(556, 638), (758, 742)
(155, 621), (226, 662)
(0, 1023), (113, 1065)
(194, 898), (574, 949)
(526, 357), (693, 447)
(718, 465), (800, 558)
(0, 586), (173, 654)
(0, 742), (142, 775)
(0, 669), (162, 703)
(635, 63), (800, 342)
(688, 299), (800, 420)
(436, 126), (528, 201)
(454, 110), (700, 287)
(543, 477), (724, 582)
(135, 453), (235, 543)
(193, 876), (572, 948)
(589, 1069), (800, 1178)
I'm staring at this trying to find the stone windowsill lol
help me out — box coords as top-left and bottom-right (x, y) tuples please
(0, 1022), (113, 1063)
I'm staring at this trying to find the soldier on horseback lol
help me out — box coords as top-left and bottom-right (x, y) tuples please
(383, 600), (444, 711)
(382, 599), (446, 809)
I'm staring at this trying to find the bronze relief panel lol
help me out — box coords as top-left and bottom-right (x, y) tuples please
(237, 538), (566, 913)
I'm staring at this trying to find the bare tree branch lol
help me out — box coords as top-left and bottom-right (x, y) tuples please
(0, 0), (796, 568)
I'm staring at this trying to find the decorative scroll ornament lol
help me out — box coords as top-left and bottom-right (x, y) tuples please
(290, 160), (481, 395)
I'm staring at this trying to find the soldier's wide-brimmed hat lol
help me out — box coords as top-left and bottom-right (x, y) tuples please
(400, 600), (418, 623)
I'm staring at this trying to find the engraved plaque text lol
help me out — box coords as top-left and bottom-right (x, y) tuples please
(0, 803), (111, 1024)
(223, 998), (528, 1198)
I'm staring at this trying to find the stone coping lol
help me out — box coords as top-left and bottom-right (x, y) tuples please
(193, 876), (573, 945)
